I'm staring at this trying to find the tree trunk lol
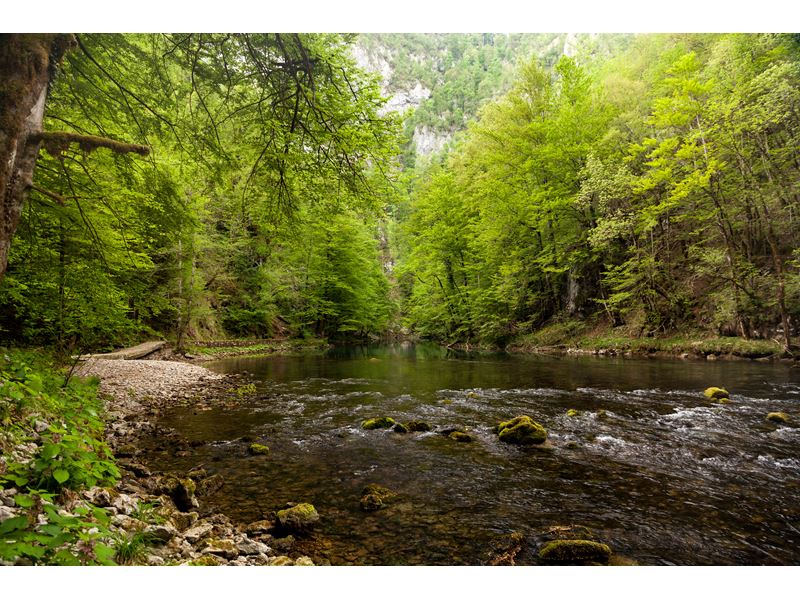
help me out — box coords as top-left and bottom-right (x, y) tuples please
(0, 34), (74, 281)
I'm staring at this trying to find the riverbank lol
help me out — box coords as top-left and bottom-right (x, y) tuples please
(0, 350), (320, 565)
(499, 322), (797, 364)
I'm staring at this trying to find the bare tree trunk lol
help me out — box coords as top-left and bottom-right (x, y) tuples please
(0, 34), (74, 280)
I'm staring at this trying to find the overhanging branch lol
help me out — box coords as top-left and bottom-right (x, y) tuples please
(29, 131), (150, 157)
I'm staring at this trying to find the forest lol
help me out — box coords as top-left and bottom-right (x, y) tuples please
(2, 33), (799, 356)
(1, 32), (800, 570)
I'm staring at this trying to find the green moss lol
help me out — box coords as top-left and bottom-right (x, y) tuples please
(277, 503), (320, 530)
(766, 412), (790, 424)
(361, 417), (396, 430)
(360, 484), (396, 511)
(188, 555), (224, 566)
(496, 415), (547, 445)
(248, 443), (270, 455)
(566, 409), (581, 417)
(704, 387), (730, 400)
(449, 431), (473, 443)
(392, 423), (409, 434)
(538, 539), (612, 564)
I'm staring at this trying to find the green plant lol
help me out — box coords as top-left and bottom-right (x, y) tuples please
(0, 491), (116, 565)
(112, 530), (156, 565)
(131, 500), (164, 525)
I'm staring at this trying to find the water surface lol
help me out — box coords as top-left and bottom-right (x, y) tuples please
(144, 344), (800, 565)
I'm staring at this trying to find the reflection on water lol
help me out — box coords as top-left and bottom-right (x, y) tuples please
(143, 344), (800, 565)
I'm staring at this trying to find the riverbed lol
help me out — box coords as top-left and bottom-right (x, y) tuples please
(141, 343), (800, 565)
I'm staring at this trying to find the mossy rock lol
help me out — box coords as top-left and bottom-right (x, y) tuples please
(496, 416), (547, 446)
(361, 417), (396, 430)
(405, 421), (432, 432)
(449, 431), (473, 443)
(595, 409), (608, 419)
(276, 503), (320, 531)
(566, 409), (581, 417)
(359, 483), (397, 512)
(249, 443), (270, 455)
(766, 412), (790, 424)
(268, 555), (294, 566)
(392, 423), (409, 434)
(161, 476), (198, 512)
(202, 538), (239, 559)
(538, 539), (612, 564)
(188, 555), (225, 566)
(703, 387), (730, 400)
(360, 493), (383, 511)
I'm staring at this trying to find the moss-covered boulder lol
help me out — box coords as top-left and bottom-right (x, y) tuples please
(202, 538), (239, 559)
(189, 555), (225, 566)
(405, 421), (432, 432)
(161, 476), (198, 512)
(703, 387), (730, 400)
(538, 539), (612, 565)
(496, 416), (547, 446)
(276, 503), (320, 531)
(248, 443), (270, 455)
(392, 423), (409, 434)
(449, 431), (473, 443)
(197, 474), (224, 496)
(360, 484), (397, 511)
(566, 409), (581, 417)
(361, 417), (396, 430)
(766, 412), (790, 424)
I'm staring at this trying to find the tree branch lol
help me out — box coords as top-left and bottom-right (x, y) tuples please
(30, 131), (150, 157)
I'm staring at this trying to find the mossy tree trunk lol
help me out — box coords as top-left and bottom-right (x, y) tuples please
(0, 34), (74, 281)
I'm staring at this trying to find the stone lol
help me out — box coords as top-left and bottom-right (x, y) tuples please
(169, 510), (199, 531)
(404, 421), (432, 432)
(294, 556), (315, 566)
(197, 474), (224, 496)
(361, 417), (396, 430)
(248, 443), (270, 455)
(703, 387), (729, 400)
(360, 485), (397, 511)
(766, 412), (790, 424)
(186, 467), (208, 480)
(0, 506), (18, 522)
(189, 555), (225, 566)
(162, 476), (198, 512)
(145, 524), (178, 544)
(237, 538), (272, 555)
(538, 539), (612, 564)
(566, 409), (581, 417)
(276, 503), (320, 531)
(244, 519), (274, 535)
(184, 522), (214, 543)
(202, 538), (239, 559)
(270, 535), (295, 553)
(111, 493), (138, 516)
(392, 423), (409, 434)
(268, 555), (294, 566)
(496, 416), (547, 445)
(449, 431), (473, 443)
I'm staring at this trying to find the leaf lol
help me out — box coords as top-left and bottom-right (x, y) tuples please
(53, 469), (70, 485)
(13, 494), (34, 508)
(40, 443), (60, 460)
(0, 516), (30, 535)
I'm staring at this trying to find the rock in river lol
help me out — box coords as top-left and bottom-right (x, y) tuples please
(703, 387), (730, 400)
(276, 503), (320, 531)
(538, 539), (612, 564)
(496, 416), (547, 445)
(360, 484), (397, 511)
(766, 412), (790, 424)
(361, 417), (396, 430)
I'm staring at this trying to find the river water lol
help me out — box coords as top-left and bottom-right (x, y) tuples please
(144, 344), (800, 565)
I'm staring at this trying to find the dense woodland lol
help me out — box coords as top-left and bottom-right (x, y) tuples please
(1, 33), (799, 354)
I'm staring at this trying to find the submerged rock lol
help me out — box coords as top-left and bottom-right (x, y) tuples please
(360, 484), (397, 511)
(766, 412), (790, 424)
(392, 423), (410, 434)
(197, 474), (224, 496)
(538, 539), (612, 564)
(449, 431), (473, 443)
(496, 416), (547, 446)
(405, 421), (432, 432)
(248, 443), (270, 455)
(276, 503), (320, 531)
(361, 417), (396, 430)
(703, 387), (730, 400)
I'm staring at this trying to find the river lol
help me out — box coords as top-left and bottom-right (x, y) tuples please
(143, 343), (800, 565)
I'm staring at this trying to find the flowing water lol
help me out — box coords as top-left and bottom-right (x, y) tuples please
(143, 344), (800, 565)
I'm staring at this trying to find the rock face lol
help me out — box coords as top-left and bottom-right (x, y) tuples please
(276, 503), (320, 531)
(496, 416), (547, 446)
(361, 417), (396, 430)
(704, 387), (730, 400)
(766, 412), (790, 424)
(538, 539), (612, 564)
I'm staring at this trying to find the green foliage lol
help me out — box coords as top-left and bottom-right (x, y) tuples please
(0, 492), (116, 566)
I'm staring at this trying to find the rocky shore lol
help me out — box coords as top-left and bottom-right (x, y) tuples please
(56, 358), (320, 566)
